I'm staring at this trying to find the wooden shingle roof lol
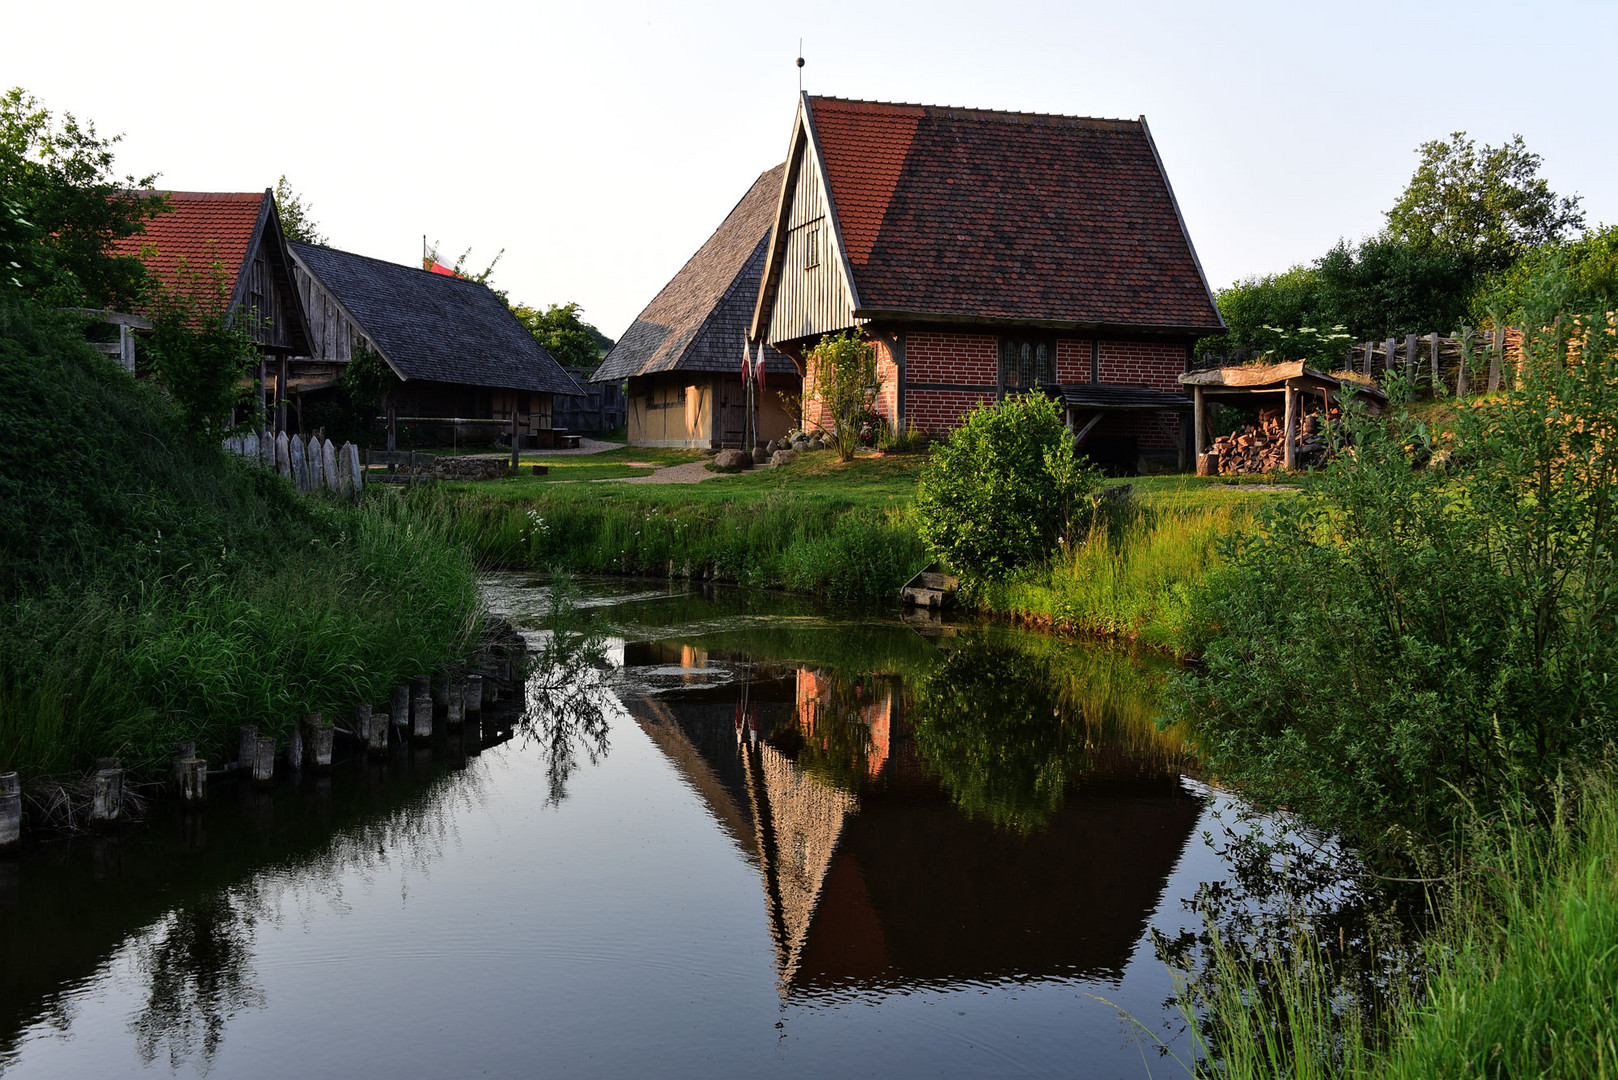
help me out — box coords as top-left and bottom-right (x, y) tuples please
(760, 96), (1224, 335)
(592, 164), (797, 382)
(289, 242), (582, 396)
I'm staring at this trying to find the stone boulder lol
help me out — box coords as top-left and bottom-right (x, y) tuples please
(807, 435), (826, 451)
(770, 449), (798, 467)
(752, 446), (770, 464)
(713, 448), (752, 470)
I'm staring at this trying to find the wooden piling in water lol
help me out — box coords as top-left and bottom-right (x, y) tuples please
(411, 674), (430, 699)
(0, 772), (20, 850)
(252, 737), (276, 783)
(412, 694), (433, 739)
(90, 760), (123, 824)
(178, 759), (207, 806)
(390, 686), (410, 729)
(464, 676), (483, 716)
(308, 721), (334, 771)
(172, 742), (195, 789)
(447, 684), (465, 726)
(353, 704), (372, 745)
(366, 704), (389, 752)
(239, 726), (259, 771)
(285, 723), (304, 772)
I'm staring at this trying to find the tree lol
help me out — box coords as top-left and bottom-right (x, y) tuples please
(1386, 132), (1583, 271)
(914, 393), (1101, 580)
(805, 330), (880, 461)
(1198, 265), (1325, 357)
(145, 259), (260, 437)
(1314, 235), (1474, 339)
(273, 176), (325, 246)
(0, 87), (167, 307)
(511, 301), (613, 369)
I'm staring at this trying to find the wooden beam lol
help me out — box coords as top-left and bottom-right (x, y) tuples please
(1193, 385), (1206, 459)
(1489, 325), (1505, 391)
(1429, 331), (1441, 391)
(1404, 333), (1417, 382)
(1072, 412), (1105, 446)
(1283, 379), (1297, 470)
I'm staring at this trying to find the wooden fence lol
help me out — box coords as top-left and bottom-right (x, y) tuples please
(225, 430), (367, 498)
(1199, 326), (1527, 400)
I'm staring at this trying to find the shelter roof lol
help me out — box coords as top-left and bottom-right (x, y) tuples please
(1179, 361), (1388, 405)
(289, 242), (582, 396)
(593, 164), (798, 382)
(790, 96), (1223, 333)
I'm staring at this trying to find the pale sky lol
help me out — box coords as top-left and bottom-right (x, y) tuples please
(5, 0), (1613, 339)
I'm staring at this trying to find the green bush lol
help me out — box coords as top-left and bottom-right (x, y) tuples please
(914, 393), (1101, 580)
(1173, 297), (1618, 850)
(805, 330), (879, 461)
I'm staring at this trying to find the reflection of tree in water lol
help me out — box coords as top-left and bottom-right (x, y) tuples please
(909, 633), (1189, 833)
(519, 576), (612, 806)
(767, 670), (879, 792)
(127, 892), (265, 1073)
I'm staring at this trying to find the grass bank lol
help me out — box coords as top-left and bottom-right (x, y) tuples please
(0, 301), (482, 783)
(1178, 765), (1618, 1079)
(427, 451), (1288, 652)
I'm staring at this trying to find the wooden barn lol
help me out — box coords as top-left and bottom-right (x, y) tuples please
(750, 95), (1226, 472)
(108, 189), (314, 428)
(592, 165), (801, 449)
(288, 242), (582, 444)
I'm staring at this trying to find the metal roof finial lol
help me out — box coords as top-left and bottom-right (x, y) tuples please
(797, 40), (804, 94)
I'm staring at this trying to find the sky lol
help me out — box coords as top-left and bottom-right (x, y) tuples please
(4, 0), (1614, 339)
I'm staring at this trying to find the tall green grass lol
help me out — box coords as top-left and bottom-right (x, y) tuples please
(0, 499), (480, 778)
(420, 487), (928, 604)
(976, 500), (1255, 655)
(1174, 767), (1618, 1079)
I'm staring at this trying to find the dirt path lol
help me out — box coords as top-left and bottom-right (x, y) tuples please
(598, 461), (739, 485)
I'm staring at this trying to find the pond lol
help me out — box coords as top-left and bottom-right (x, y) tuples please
(0, 577), (1349, 1079)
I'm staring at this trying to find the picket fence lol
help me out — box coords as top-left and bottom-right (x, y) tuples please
(225, 430), (365, 499)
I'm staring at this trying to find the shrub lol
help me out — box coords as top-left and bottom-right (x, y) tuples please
(805, 330), (879, 461)
(1172, 293), (1618, 850)
(914, 393), (1102, 580)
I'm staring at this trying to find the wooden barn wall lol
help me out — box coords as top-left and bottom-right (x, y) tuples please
(627, 375), (713, 448)
(767, 143), (857, 346)
(293, 264), (367, 362)
(243, 246), (297, 350)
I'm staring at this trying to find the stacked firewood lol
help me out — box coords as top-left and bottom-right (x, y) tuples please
(1208, 406), (1343, 474)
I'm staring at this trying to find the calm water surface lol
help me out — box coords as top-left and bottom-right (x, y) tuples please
(1, 577), (1288, 1078)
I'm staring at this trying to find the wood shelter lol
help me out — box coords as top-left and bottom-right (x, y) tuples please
(1179, 361), (1387, 470)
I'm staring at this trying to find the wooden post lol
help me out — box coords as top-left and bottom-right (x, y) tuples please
(465, 675), (483, 717)
(277, 357), (289, 434)
(172, 742), (196, 790)
(252, 737), (276, 783)
(308, 722), (334, 771)
(510, 412), (520, 473)
(367, 705), (388, 751)
(412, 693), (433, 739)
(390, 686), (410, 731)
(1192, 386), (1206, 459)
(447, 685), (465, 726)
(1490, 325), (1505, 391)
(353, 704), (372, 745)
(1429, 332), (1441, 391)
(1457, 327), (1471, 397)
(387, 403), (397, 452)
(0, 772), (19, 850)
(90, 761), (123, 824)
(1404, 334), (1417, 382)
(1282, 380), (1297, 471)
(1362, 341), (1372, 376)
(284, 721), (304, 772)
(238, 726), (259, 771)
(178, 759), (207, 806)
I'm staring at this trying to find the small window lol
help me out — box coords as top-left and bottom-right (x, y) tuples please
(1000, 337), (1053, 388)
(804, 226), (820, 269)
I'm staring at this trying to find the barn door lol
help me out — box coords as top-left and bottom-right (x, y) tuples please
(717, 378), (746, 448)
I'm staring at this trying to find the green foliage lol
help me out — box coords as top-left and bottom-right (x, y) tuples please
(0, 294), (481, 777)
(1174, 291), (1618, 849)
(273, 175), (326, 246)
(1248, 323), (1355, 369)
(1199, 265), (1323, 357)
(511, 301), (613, 369)
(1470, 222), (1618, 326)
(915, 393), (1102, 580)
(1386, 131), (1584, 270)
(144, 259), (261, 437)
(1313, 235), (1475, 340)
(0, 87), (167, 307)
(806, 329), (880, 461)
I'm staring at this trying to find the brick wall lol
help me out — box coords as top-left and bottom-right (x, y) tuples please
(1056, 338), (1091, 383)
(906, 331), (997, 385)
(1093, 411), (1182, 450)
(803, 337), (899, 434)
(906, 387), (996, 432)
(1097, 341), (1186, 392)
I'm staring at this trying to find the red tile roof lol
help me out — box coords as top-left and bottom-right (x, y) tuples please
(805, 97), (1222, 332)
(109, 190), (267, 308)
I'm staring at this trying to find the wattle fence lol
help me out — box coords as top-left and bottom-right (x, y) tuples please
(225, 431), (365, 498)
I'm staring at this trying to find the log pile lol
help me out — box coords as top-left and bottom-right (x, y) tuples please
(1207, 406), (1343, 474)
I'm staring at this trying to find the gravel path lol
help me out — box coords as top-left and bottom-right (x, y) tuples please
(599, 461), (739, 485)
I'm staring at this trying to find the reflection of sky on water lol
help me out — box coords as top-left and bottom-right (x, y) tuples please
(0, 576), (1360, 1079)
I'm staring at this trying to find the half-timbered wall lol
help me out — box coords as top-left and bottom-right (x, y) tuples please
(767, 143), (857, 346)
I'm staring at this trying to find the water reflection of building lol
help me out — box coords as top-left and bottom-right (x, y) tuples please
(616, 645), (1204, 996)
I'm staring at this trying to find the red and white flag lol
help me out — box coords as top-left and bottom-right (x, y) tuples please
(755, 340), (767, 392)
(741, 335), (752, 383)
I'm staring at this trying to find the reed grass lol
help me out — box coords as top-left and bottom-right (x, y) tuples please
(1171, 766), (1618, 1079)
(0, 499), (481, 779)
